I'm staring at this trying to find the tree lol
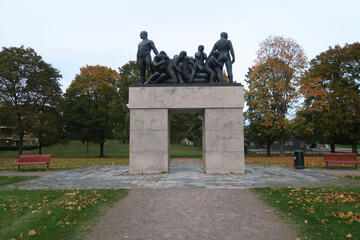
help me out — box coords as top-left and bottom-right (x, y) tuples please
(27, 60), (64, 154)
(245, 36), (308, 156)
(63, 97), (99, 156)
(0, 46), (63, 156)
(112, 61), (140, 143)
(170, 113), (202, 145)
(64, 65), (120, 157)
(297, 43), (360, 154)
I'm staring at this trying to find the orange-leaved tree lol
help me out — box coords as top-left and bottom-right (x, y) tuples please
(245, 36), (308, 156)
(64, 65), (120, 157)
(296, 43), (360, 153)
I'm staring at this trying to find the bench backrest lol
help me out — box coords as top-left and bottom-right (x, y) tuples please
(323, 153), (356, 161)
(19, 154), (51, 163)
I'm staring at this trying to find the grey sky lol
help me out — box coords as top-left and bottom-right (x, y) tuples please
(1, 0), (359, 92)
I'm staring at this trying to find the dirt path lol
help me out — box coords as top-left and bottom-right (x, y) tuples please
(87, 189), (298, 240)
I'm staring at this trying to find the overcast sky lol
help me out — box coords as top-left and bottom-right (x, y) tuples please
(1, 0), (359, 92)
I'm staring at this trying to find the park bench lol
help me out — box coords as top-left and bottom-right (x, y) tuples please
(12, 154), (51, 171)
(323, 153), (358, 169)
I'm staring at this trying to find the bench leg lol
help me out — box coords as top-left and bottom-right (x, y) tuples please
(326, 162), (328, 169)
(356, 164), (358, 170)
(47, 163), (49, 171)
(18, 165), (20, 171)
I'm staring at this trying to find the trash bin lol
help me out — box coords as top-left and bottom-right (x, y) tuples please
(294, 150), (304, 169)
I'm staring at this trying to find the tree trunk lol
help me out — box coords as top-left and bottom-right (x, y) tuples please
(266, 141), (271, 157)
(352, 142), (358, 155)
(330, 143), (335, 153)
(99, 141), (105, 157)
(86, 141), (89, 157)
(38, 138), (42, 155)
(38, 145), (42, 155)
(279, 134), (285, 157)
(18, 132), (24, 156)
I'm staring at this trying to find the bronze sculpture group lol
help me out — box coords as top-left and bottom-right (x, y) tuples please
(136, 31), (235, 84)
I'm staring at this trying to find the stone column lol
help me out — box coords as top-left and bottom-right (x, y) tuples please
(129, 109), (169, 174)
(204, 108), (245, 174)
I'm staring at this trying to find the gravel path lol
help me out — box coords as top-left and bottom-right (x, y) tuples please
(86, 189), (298, 240)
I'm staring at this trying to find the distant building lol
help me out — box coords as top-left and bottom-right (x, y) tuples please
(271, 136), (305, 151)
(0, 126), (38, 146)
(246, 136), (305, 151)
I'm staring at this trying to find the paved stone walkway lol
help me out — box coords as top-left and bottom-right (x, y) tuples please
(1, 163), (355, 190)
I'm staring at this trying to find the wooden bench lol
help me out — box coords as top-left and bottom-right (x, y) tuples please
(12, 154), (51, 171)
(323, 153), (359, 169)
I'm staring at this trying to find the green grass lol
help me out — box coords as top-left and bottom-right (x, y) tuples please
(0, 188), (128, 240)
(336, 143), (360, 149)
(0, 176), (39, 186)
(345, 176), (360, 181)
(253, 186), (360, 240)
(0, 141), (203, 158)
(0, 140), (130, 158)
(170, 144), (202, 157)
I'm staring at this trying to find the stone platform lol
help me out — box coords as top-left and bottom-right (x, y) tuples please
(128, 83), (244, 174)
(1, 164), (354, 190)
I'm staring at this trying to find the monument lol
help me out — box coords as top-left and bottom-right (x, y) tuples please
(130, 31), (244, 174)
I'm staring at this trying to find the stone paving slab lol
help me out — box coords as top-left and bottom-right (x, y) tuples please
(0, 163), (356, 190)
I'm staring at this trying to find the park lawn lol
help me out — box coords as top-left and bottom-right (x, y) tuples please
(2, 156), (359, 171)
(0, 187), (128, 240)
(0, 158), (129, 171)
(0, 176), (39, 186)
(0, 140), (130, 158)
(345, 176), (360, 181)
(253, 186), (360, 240)
(245, 156), (360, 169)
(170, 144), (202, 157)
(0, 141), (202, 158)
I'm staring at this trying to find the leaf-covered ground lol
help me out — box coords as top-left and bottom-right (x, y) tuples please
(245, 156), (360, 168)
(0, 176), (39, 186)
(1, 156), (359, 171)
(0, 188), (128, 239)
(0, 158), (129, 171)
(253, 186), (360, 240)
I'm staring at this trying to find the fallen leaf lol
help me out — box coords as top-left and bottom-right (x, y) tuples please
(347, 233), (352, 238)
(28, 230), (37, 236)
(47, 210), (52, 215)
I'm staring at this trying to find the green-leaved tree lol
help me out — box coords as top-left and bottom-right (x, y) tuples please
(64, 65), (120, 157)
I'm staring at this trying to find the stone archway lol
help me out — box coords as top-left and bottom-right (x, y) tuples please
(129, 83), (245, 174)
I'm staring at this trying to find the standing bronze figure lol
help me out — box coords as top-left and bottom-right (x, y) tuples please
(137, 31), (158, 84)
(208, 32), (235, 82)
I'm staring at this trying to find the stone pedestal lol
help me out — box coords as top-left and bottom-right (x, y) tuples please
(129, 83), (244, 174)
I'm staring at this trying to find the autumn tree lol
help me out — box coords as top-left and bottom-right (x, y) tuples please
(245, 36), (308, 156)
(0, 46), (63, 156)
(296, 43), (360, 154)
(64, 65), (120, 157)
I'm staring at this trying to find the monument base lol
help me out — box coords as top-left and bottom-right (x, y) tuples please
(129, 84), (245, 174)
